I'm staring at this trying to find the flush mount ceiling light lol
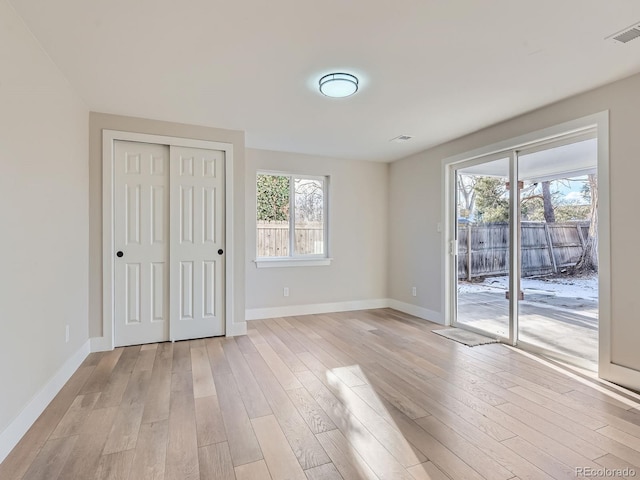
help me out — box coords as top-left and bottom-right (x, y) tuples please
(319, 73), (359, 98)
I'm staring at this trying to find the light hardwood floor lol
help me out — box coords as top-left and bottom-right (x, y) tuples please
(2, 308), (640, 479)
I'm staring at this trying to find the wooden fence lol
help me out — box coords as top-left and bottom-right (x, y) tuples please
(257, 221), (324, 256)
(457, 221), (590, 279)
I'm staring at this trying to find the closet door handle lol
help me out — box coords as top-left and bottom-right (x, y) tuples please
(116, 251), (124, 258)
(217, 249), (224, 255)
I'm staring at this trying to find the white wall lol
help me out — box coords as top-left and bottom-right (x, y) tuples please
(389, 72), (640, 372)
(246, 149), (388, 316)
(0, 0), (89, 445)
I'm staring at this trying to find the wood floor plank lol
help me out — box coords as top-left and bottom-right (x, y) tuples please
(141, 342), (173, 424)
(79, 349), (123, 394)
(165, 369), (199, 480)
(297, 350), (364, 388)
(304, 462), (344, 480)
(415, 415), (543, 480)
(94, 451), (135, 480)
(133, 348), (157, 372)
(111, 345), (142, 376)
(501, 435), (576, 480)
(507, 385), (608, 430)
(81, 351), (106, 367)
(94, 372), (130, 409)
(236, 334), (258, 355)
(128, 420), (169, 480)
(222, 338), (272, 418)
(322, 369), (427, 468)
(213, 372), (263, 467)
(287, 386), (337, 434)
(120, 369), (152, 407)
(496, 402), (606, 460)
(172, 340), (192, 372)
(191, 346), (217, 399)
(252, 415), (307, 480)
(255, 321), (309, 372)
(406, 461), (451, 480)
(417, 414), (514, 479)
(198, 442), (235, 480)
(102, 403), (145, 454)
(49, 392), (101, 439)
(254, 341), (303, 391)
(369, 362), (515, 443)
(206, 337), (233, 378)
(598, 425), (640, 453)
(21, 436), (77, 480)
(194, 395), (227, 446)
(296, 371), (415, 480)
(235, 460), (272, 480)
(56, 406), (119, 480)
(351, 382), (429, 422)
(366, 393), (487, 480)
(0, 366), (94, 480)
(315, 429), (379, 480)
(243, 351), (332, 470)
(264, 320), (308, 354)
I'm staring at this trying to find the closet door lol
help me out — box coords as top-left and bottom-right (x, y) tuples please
(170, 146), (226, 340)
(114, 141), (170, 346)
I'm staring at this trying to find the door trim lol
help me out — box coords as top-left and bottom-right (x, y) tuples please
(102, 130), (234, 350)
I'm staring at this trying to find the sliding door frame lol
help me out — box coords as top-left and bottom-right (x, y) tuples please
(442, 112), (610, 374)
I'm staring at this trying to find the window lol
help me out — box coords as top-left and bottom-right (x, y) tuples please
(256, 172), (329, 266)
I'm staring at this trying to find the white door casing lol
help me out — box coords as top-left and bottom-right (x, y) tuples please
(114, 141), (170, 347)
(170, 146), (225, 341)
(103, 131), (236, 352)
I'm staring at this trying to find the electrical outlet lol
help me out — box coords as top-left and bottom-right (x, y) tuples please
(283, 287), (289, 297)
(412, 287), (417, 297)
(65, 325), (70, 343)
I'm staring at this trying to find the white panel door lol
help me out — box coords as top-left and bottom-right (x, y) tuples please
(114, 141), (170, 346)
(170, 146), (225, 340)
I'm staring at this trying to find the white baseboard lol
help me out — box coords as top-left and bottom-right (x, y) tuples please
(0, 340), (90, 464)
(245, 298), (391, 321)
(228, 322), (247, 336)
(386, 299), (444, 324)
(90, 336), (113, 352)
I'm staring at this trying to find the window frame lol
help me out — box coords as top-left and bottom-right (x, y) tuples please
(255, 171), (331, 268)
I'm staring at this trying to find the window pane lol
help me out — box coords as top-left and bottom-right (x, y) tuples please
(294, 178), (324, 255)
(256, 174), (290, 257)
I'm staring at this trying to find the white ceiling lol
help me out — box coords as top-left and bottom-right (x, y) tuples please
(9, 0), (640, 162)
(460, 138), (597, 181)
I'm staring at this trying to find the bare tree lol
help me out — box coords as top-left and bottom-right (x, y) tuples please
(574, 174), (598, 273)
(457, 174), (477, 219)
(541, 181), (556, 223)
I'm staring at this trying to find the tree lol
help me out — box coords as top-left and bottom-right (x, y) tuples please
(541, 181), (556, 223)
(574, 174), (598, 274)
(257, 174), (290, 221)
(457, 174), (477, 220)
(294, 179), (323, 223)
(474, 177), (508, 223)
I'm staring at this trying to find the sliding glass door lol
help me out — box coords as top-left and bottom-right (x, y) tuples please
(451, 131), (599, 367)
(454, 155), (512, 340)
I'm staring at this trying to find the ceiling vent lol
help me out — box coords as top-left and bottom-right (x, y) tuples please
(607, 22), (640, 44)
(390, 135), (413, 143)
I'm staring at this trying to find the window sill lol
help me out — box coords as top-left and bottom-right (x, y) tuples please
(254, 258), (333, 268)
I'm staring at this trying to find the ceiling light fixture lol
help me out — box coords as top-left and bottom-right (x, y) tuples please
(319, 73), (359, 98)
